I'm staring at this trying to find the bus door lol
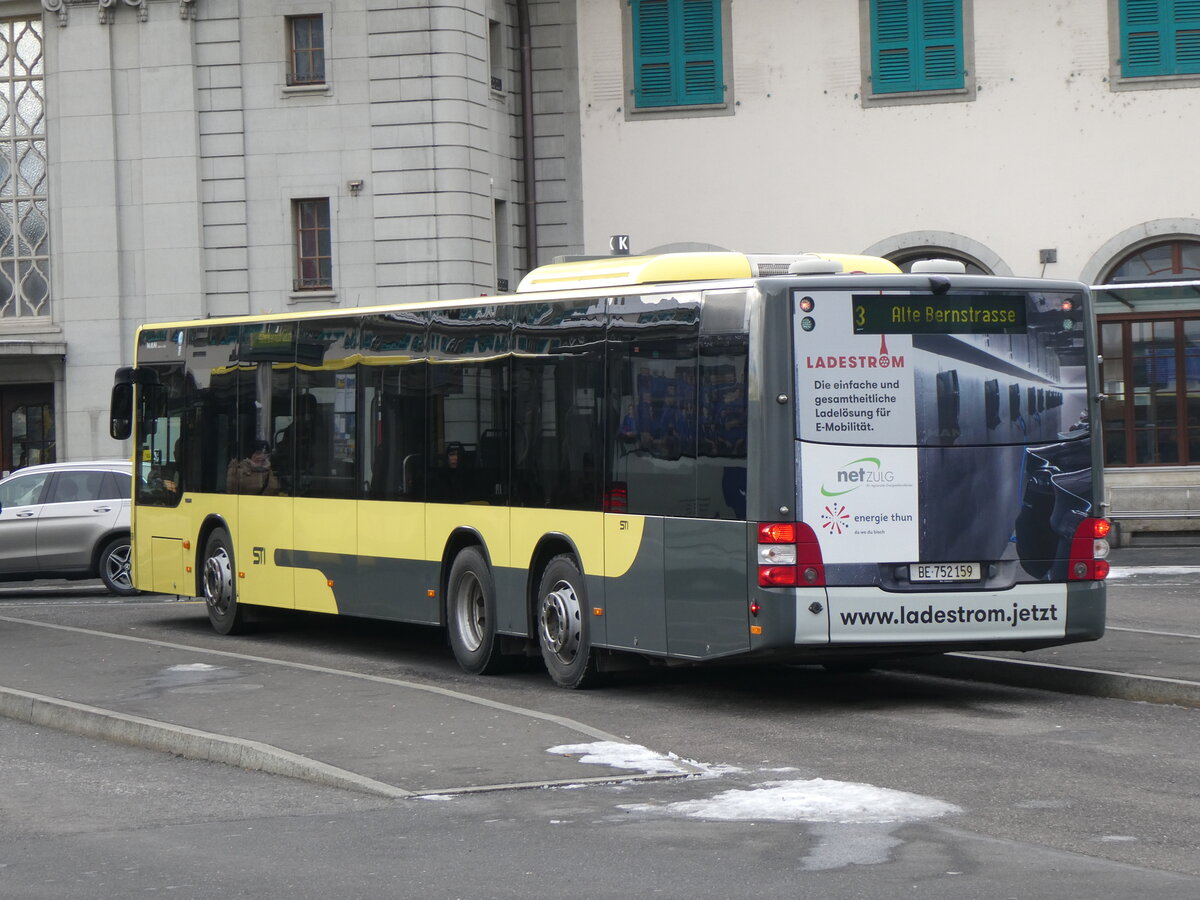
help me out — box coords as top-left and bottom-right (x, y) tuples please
(227, 325), (295, 611)
(287, 320), (360, 616)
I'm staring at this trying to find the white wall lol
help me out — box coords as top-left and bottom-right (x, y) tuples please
(575, 0), (1200, 279)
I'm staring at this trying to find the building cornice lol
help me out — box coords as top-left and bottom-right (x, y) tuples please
(41, 0), (195, 26)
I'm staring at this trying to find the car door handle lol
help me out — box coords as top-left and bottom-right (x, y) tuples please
(92, 506), (113, 513)
(16, 511), (35, 517)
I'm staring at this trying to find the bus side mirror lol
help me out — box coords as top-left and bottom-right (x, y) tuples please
(110, 382), (133, 440)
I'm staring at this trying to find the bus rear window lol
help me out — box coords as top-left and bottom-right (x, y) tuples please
(796, 289), (1089, 447)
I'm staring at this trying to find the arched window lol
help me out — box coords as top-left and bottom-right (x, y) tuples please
(1097, 238), (1200, 467)
(888, 248), (990, 275)
(1103, 239), (1200, 283)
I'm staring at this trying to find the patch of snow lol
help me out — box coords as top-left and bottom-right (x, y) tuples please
(547, 741), (736, 777)
(164, 663), (220, 672)
(623, 778), (959, 825)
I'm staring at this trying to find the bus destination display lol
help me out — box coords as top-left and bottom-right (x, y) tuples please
(852, 294), (1027, 335)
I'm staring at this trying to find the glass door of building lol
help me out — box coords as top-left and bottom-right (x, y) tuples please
(1, 384), (55, 473)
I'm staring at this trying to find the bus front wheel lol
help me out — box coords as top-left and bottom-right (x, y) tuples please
(537, 555), (597, 689)
(203, 529), (247, 635)
(446, 547), (506, 675)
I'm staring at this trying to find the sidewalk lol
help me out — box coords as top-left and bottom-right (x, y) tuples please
(0, 609), (696, 798)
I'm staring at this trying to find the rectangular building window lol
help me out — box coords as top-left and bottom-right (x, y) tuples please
(287, 14), (325, 86)
(294, 199), (332, 291)
(1120, 0), (1200, 78)
(869, 0), (965, 94)
(488, 18), (505, 93)
(631, 0), (724, 108)
(1099, 314), (1200, 466)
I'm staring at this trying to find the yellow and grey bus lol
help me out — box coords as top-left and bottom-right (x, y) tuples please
(110, 251), (1110, 687)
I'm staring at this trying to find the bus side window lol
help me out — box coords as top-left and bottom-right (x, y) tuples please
(286, 319), (359, 500)
(608, 296), (699, 517)
(428, 306), (511, 506)
(133, 364), (188, 507)
(512, 299), (605, 511)
(697, 332), (748, 520)
(360, 312), (429, 502)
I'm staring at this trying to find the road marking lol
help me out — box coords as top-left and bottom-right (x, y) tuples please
(950, 652), (1200, 684)
(1108, 625), (1200, 640)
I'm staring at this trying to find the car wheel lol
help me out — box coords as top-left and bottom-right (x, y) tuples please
(446, 546), (507, 675)
(203, 529), (247, 635)
(98, 535), (139, 597)
(537, 555), (598, 689)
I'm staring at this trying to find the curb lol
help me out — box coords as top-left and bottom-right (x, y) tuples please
(0, 684), (703, 797)
(891, 653), (1200, 709)
(0, 686), (413, 799)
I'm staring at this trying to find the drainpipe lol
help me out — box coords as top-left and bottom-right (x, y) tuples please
(516, 0), (539, 270)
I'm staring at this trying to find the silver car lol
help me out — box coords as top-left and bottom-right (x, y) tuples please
(0, 459), (137, 596)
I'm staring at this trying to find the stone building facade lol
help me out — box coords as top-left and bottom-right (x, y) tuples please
(0, 0), (581, 470)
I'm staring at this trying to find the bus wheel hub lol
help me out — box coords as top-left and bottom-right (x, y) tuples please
(540, 581), (580, 660)
(204, 552), (233, 610)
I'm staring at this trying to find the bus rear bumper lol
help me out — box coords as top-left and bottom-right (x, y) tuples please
(816, 581), (1105, 646)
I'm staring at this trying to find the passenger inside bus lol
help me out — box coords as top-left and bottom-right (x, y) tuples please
(434, 441), (471, 503)
(227, 440), (279, 495)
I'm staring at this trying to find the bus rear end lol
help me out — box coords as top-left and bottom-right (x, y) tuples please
(755, 273), (1108, 661)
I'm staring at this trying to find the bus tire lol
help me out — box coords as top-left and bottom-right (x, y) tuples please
(98, 535), (139, 597)
(446, 546), (506, 675)
(537, 555), (597, 689)
(203, 529), (247, 635)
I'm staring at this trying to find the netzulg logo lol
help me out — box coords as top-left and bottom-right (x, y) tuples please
(820, 457), (896, 497)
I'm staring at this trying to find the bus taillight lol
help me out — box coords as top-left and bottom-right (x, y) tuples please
(604, 483), (628, 513)
(1068, 517), (1111, 580)
(757, 522), (825, 588)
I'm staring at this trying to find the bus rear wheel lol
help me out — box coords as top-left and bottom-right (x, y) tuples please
(537, 555), (597, 689)
(446, 546), (506, 675)
(203, 529), (247, 635)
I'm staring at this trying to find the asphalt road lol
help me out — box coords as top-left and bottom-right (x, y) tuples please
(1, 557), (1197, 899)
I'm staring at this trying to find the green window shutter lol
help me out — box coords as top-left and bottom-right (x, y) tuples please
(1122, 0), (1168, 76)
(1177, 0), (1200, 74)
(871, 0), (962, 94)
(679, 0), (723, 104)
(632, 0), (723, 108)
(872, 0), (915, 92)
(919, 0), (964, 90)
(633, 0), (674, 106)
